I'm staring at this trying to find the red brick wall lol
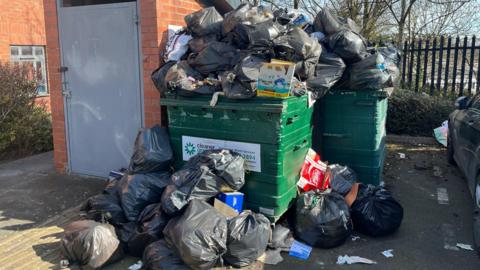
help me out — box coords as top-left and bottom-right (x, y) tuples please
(44, 0), (204, 173)
(0, 0), (51, 111)
(141, 0), (203, 127)
(43, 0), (67, 172)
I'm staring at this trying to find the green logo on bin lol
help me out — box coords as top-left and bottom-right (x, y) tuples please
(185, 142), (196, 155)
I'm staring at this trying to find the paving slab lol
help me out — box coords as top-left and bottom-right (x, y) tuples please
(0, 152), (105, 241)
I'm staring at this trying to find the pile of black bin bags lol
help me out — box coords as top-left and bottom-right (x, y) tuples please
(293, 165), (404, 249)
(152, 5), (400, 101)
(62, 125), (272, 269)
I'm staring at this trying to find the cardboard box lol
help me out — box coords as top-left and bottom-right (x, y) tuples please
(217, 192), (244, 213)
(257, 59), (296, 98)
(214, 198), (239, 218)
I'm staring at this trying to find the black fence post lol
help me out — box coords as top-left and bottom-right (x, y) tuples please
(430, 38), (437, 95)
(460, 36), (468, 96)
(444, 36), (452, 95)
(452, 36), (460, 95)
(415, 39), (422, 92)
(437, 36), (444, 92)
(468, 35), (476, 95)
(422, 39), (430, 90)
(402, 40), (408, 86)
(408, 40), (415, 88)
(477, 43), (480, 93)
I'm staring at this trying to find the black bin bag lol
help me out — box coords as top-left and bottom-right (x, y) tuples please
(351, 184), (404, 237)
(62, 220), (124, 269)
(326, 30), (367, 63)
(246, 20), (283, 50)
(306, 49), (346, 99)
(163, 200), (228, 270)
(115, 221), (137, 244)
(129, 125), (173, 174)
(224, 210), (272, 268)
(230, 22), (279, 51)
(143, 240), (189, 270)
(314, 8), (359, 35)
(235, 55), (265, 84)
(118, 172), (171, 221)
(127, 203), (171, 257)
(223, 4), (272, 34)
(340, 53), (391, 90)
(221, 53), (265, 98)
(379, 46), (401, 87)
(192, 150), (245, 190)
(184, 7), (223, 37)
(81, 193), (127, 226)
(220, 72), (256, 99)
(165, 60), (219, 96)
(224, 5), (278, 50)
(187, 41), (239, 76)
(151, 61), (176, 97)
(188, 35), (217, 53)
(273, 27), (322, 80)
(161, 150), (245, 215)
(329, 164), (357, 196)
(294, 190), (353, 248)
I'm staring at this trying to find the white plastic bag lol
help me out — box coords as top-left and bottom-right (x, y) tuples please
(433, 120), (448, 147)
(165, 33), (192, 62)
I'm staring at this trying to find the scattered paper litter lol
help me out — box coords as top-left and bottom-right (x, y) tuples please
(59, 260), (69, 269)
(456, 243), (474, 251)
(336, 255), (377, 265)
(382, 249), (394, 258)
(351, 236), (360, 241)
(258, 249), (284, 265)
(398, 152), (406, 159)
(257, 227), (294, 265)
(128, 261), (143, 270)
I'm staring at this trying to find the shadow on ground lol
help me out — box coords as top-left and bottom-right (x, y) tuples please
(0, 152), (105, 240)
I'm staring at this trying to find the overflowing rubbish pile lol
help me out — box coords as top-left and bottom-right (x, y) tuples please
(152, 5), (399, 101)
(294, 148), (403, 248)
(62, 5), (405, 269)
(62, 126), (272, 269)
(62, 128), (403, 269)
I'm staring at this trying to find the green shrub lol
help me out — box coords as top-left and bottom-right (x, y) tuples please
(387, 89), (455, 136)
(0, 62), (53, 158)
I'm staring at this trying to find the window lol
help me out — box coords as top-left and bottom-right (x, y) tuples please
(62, 0), (134, 7)
(10, 46), (48, 96)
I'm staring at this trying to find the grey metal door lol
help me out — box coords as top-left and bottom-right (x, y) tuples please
(58, 2), (142, 177)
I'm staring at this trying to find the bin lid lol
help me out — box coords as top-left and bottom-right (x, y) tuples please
(160, 95), (307, 113)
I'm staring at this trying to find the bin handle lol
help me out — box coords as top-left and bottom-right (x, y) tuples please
(323, 133), (347, 138)
(354, 100), (375, 106)
(293, 140), (308, 151)
(286, 115), (300, 125)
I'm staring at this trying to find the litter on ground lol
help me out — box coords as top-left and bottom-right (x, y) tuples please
(456, 243), (474, 251)
(336, 255), (377, 265)
(381, 249), (394, 258)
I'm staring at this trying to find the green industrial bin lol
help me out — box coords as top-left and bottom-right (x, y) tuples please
(161, 95), (313, 221)
(318, 90), (388, 185)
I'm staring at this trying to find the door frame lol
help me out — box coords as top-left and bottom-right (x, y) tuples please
(56, 0), (145, 175)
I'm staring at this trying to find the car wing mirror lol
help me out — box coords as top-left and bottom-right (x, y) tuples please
(455, 96), (470, 110)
